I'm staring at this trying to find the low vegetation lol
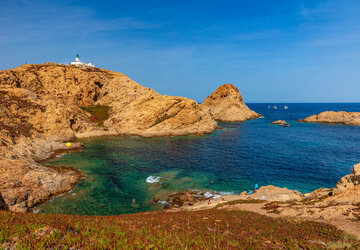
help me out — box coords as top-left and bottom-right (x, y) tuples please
(215, 199), (265, 209)
(79, 105), (111, 126)
(0, 209), (359, 249)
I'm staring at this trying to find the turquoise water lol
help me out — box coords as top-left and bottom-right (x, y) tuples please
(39, 103), (360, 215)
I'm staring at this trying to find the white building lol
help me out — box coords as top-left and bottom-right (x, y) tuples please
(70, 54), (95, 67)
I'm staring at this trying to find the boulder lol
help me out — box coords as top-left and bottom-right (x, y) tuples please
(200, 84), (261, 122)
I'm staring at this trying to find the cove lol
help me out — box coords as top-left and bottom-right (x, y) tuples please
(38, 103), (360, 215)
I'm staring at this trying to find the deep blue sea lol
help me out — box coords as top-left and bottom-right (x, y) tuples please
(39, 103), (360, 215)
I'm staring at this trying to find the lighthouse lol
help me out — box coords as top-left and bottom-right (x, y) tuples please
(70, 54), (95, 67)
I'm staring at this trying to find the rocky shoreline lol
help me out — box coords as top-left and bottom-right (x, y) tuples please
(165, 163), (360, 238)
(0, 63), (259, 212)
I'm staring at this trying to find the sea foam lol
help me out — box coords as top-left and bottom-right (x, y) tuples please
(202, 191), (234, 199)
(146, 176), (161, 183)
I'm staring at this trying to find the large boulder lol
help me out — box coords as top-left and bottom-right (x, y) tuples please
(200, 84), (261, 122)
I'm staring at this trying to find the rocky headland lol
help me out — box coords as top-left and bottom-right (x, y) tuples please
(0, 63), (221, 212)
(200, 84), (261, 122)
(299, 111), (360, 125)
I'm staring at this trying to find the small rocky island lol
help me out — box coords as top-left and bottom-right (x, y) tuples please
(200, 84), (261, 122)
(271, 120), (290, 126)
(299, 111), (360, 125)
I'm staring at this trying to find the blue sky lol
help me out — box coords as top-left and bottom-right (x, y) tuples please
(0, 0), (360, 102)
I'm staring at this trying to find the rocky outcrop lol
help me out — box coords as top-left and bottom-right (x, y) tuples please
(0, 157), (81, 212)
(332, 163), (360, 195)
(0, 63), (219, 211)
(299, 111), (360, 125)
(200, 84), (261, 122)
(238, 185), (304, 202)
(271, 120), (288, 126)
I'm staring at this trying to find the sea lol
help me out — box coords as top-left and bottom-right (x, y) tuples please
(37, 103), (360, 215)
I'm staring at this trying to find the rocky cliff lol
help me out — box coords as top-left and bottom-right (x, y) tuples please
(0, 63), (218, 211)
(299, 111), (360, 125)
(200, 84), (261, 122)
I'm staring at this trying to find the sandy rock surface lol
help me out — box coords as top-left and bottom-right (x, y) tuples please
(299, 111), (360, 125)
(200, 84), (261, 122)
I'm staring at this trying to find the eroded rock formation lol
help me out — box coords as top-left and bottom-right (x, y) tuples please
(0, 63), (218, 211)
(299, 111), (360, 125)
(200, 84), (261, 122)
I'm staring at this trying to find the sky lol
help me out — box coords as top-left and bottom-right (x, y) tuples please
(0, 0), (360, 103)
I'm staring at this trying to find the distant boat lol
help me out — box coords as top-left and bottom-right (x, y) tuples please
(268, 105), (270, 109)
(273, 106), (277, 110)
(284, 106), (288, 110)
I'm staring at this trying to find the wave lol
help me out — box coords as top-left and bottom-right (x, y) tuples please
(146, 176), (161, 183)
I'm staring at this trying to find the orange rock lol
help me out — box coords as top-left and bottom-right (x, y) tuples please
(200, 84), (261, 122)
(271, 120), (287, 125)
(299, 111), (360, 125)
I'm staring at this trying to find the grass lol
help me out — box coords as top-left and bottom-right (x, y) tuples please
(79, 105), (111, 127)
(0, 209), (359, 249)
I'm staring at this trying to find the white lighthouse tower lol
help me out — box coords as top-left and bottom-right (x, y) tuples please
(70, 54), (95, 67)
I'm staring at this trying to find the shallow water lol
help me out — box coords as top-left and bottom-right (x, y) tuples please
(39, 103), (360, 215)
